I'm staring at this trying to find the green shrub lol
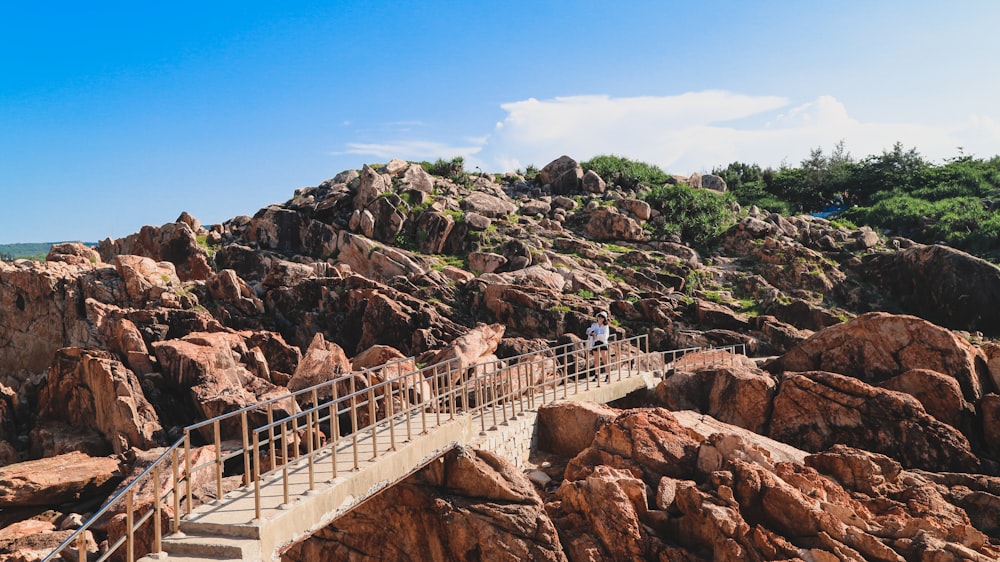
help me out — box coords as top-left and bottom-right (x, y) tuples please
(643, 183), (737, 249)
(581, 154), (670, 191)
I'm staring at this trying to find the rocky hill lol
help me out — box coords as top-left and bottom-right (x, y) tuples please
(1, 155), (999, 560)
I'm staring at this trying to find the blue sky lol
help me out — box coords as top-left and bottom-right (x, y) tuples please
(2, 1), (998, 244)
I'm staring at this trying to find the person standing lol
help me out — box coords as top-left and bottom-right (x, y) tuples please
(586, 312), (611, 379)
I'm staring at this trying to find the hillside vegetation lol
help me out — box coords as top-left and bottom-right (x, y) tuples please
(712, 142), (1000, 258)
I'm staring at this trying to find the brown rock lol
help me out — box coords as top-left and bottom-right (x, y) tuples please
(282, 447), (566, 562)
(537, 401), (618, 457)
(863, 243), (1000, 336)
(206, 269), (263, 315)
(28, 420), (111, 459)
(37, 348), (161, 454)
(336, 231), (427, 282)
(776, 312), (990, 402)
(425, 323), (505, 384)
(458, 191), (517, 218)
(113, 254), (181, 307)
(880, 368), (969, 428)
(0, 260), (96, 379)
(354, 164), (391, 211)
(412, 211), (454, 254)
(46, 242), (101, 267)
(152, 332), (296, 440)
(566, 409), (701, 483)
(981, 393), (1000, 458)
(769, 371), (980, 472)
(656, 362), (776, 434)
(99, 221), (212, 282)
(0, 452), (122, 507)
(552, 465), (650, 560)
(540, 155), (583, 195)
(0, 525), (93, 562)
(287, 332), (352, 399)
(584, 207), (644, 242)
(581, 169), (606, 194)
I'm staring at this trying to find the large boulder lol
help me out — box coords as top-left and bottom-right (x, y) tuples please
(584, 207), (644, 242)
(550, 408), (1000, 561)
(539, 155), (583, 195)
(863, 243), (1000, 336)
(774, 312), (991, 402)
(0, 452), (123, 507)
(287, 332), (352, 399)
(536, 401), (618, 457)
(0, 260), (98, 380)
(151, 332), (295, 440)
(37, 348), (162, 454)
(98, 221), (212, 282)
(655, 356), (777, 434)
(425, 324), (505, 384)
(768, 371), (980, 472)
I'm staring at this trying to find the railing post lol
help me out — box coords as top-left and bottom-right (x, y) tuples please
(291, 414), (300, 462)
(387, 383), (397, 451)
(281, 420), (290, 507)
(214, 420), (223, 502)
(267, 403), (276, 471)
(428, 368), (442, 428)
(241, 410), (250, 488)
(126, 488), (134, 562)
(447, 362), (456, 420)
(306, 410), (315, 492)
(153, 463), (163, 555)
(171, 448), (180, 535)
(76, 528), (85, 562)
(330, 384), (339, 480)
(401, 366), (412, 443)
(477, 371), (487, 435)
(350, 375), (359, 471)
(183, 429), (193, 515)
(368, 386), (378, 459)
(253, 431), (261, 521)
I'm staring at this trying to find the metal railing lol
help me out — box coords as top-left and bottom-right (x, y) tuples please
(43, 334), (746, 561)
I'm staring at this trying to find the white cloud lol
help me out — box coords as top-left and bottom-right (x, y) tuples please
(337, 140), (482, 161)
(342, 92), (1000, 175)
(479, 92), (1000, 173)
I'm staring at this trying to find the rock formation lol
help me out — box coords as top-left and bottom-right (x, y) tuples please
(2, 154), (1000, 560)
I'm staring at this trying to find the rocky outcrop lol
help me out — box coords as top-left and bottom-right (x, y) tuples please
(864, 243), (1000, 335)
(281, 447), (566, 562)
(98, 220), (213, 282)
(774, 312), (992, 402)
(151, 332), (296, 440)
(37, 348), (161, 454)
(769, 371), (980, 472)
(0, 452), (122, 507)
(547, 409), (1000, 561)
(10, 156), (1000, 561)
(656, 358), (777, 434)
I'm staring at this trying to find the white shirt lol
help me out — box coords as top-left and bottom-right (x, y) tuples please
(586, 321), (610, 348)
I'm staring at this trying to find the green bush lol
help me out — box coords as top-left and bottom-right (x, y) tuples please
(642, 183), (737, 249)
(581, 154), (671, 191)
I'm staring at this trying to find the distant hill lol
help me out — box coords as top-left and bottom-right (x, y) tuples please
(0, 242), (97, 261)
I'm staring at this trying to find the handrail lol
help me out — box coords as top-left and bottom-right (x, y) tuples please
(43, 334), (745, 561)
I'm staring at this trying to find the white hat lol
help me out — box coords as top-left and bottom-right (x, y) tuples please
(597, 311), (608, 319)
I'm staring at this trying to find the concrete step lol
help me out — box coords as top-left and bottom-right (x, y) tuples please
(140, 533), (262, 560)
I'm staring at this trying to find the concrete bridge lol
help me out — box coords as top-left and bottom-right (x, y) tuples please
(44, 336), (744, 562)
